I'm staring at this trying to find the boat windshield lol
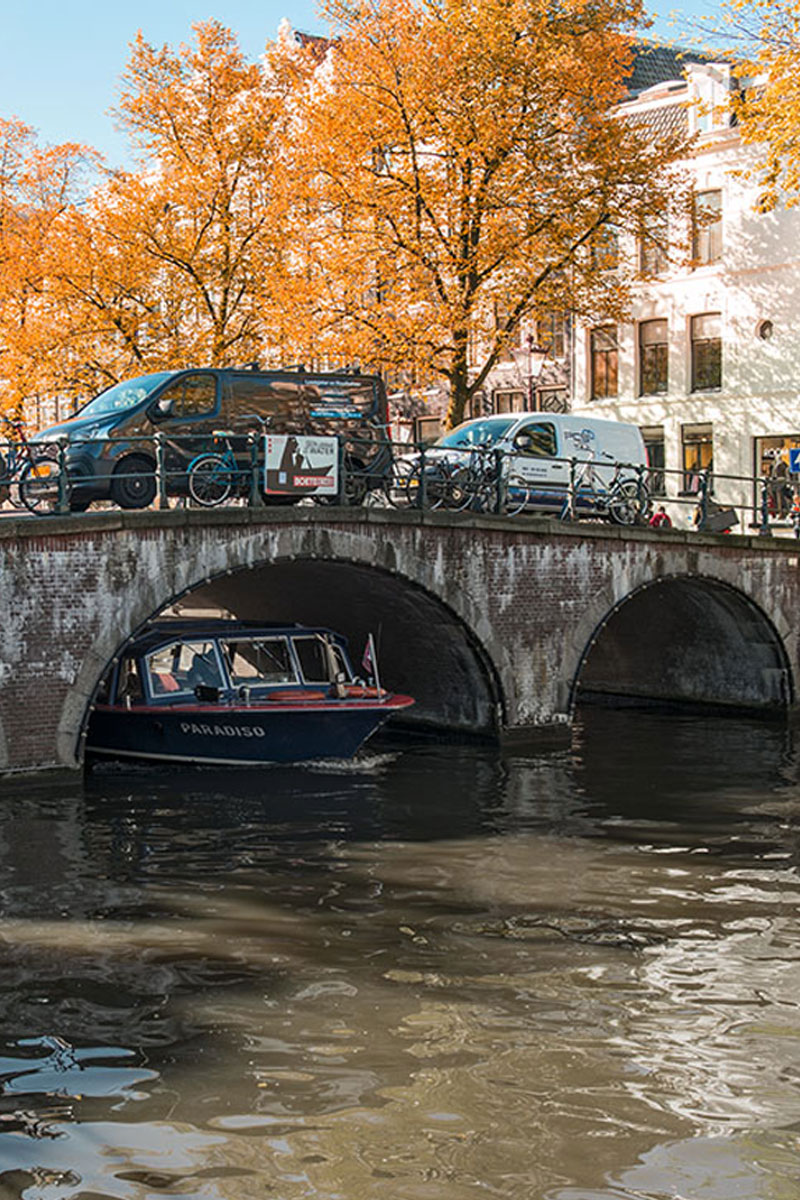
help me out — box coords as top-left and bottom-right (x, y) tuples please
(222, 638), (297, 686)
(293, 636), (349, 684)
(76, 372), (175, 420)
(146, 640), (223, 696)
(436, 417), (516, 449)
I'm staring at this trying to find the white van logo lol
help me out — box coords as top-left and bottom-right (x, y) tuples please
(563, 428), (596, 452)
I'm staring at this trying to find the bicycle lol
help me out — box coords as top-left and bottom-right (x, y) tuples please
(560, 452), (650, 525)
(187, 430), (248, 507)
(406, 443), (531, 515)
(0, 414), (64, 515)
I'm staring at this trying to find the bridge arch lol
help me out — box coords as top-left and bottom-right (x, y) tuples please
(72, 553), (505, 763)
(570, 574), (793, 713)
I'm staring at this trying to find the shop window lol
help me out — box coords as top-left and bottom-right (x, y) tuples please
(681, 423), (713, 493)
(691, 313), (722, 391)
(641, 425), (666, 496)
(590, 325), (618, 399)
(639, 319), (668, 396)
(692, 190), (722, 265)
(754, 434), (800, 519)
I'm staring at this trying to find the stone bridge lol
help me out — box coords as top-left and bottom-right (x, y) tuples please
(0, 506), (798, 776)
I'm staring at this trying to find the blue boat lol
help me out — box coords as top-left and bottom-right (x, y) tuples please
(86, 620), (414, 766)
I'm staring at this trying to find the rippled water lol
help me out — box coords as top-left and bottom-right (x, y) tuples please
(0, 709), (799, 1199)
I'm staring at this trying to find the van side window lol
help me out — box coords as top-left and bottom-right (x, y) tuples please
(157, 373), (217, 417)
(515, 422), (557, 458)
(230, 377), (306, 424)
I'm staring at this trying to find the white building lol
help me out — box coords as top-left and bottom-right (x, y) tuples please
(570, 47), (800, 529)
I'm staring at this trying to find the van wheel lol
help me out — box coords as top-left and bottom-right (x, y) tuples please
(111, 455), (157, 509)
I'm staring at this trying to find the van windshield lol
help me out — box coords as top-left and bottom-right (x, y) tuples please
(436, 418), (516, 449)
(77, 372), (175, 419)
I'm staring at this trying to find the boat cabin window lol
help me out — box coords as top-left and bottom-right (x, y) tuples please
(222, 638), (296, 686)
(293, 636), (348, 684)
(146, 640), (223, 695)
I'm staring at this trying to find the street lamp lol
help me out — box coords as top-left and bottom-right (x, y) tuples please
(512, 335), (548, 411)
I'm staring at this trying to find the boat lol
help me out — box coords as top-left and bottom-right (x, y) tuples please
(86, 620), (414, 767)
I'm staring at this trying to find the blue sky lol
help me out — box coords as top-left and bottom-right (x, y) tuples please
(0, 0), (719, 169)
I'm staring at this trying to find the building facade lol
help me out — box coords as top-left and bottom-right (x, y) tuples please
(570, 50), (800, 528)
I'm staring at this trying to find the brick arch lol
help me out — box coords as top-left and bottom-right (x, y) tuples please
(568, 574), (793, 713)
(68, 542), (507, 765)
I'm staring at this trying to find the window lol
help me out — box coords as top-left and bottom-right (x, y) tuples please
(146, 641), (222, 695)
(293, 636), (346, 684)
(536, 314), (567, 360)
(156, 373), (217, 417)
(494, 302), (523, 362)
(538, 388), (568, 413)
(590, 224), (619, 270)
(681, 424), (713, 493)
(639, 319), (668, 396)
(222, 638), (295, 686)
(590, 326), (618, 399)
(514, 421), (558, 458)
(692, 190), (722, 265)
(641, 425), (666, 496)
(492, 390), (526, 414)
(691, 313), (722, 391)
(639, 217), (669, 276)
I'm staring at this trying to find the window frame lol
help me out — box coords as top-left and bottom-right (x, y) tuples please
(690, 312), (722, 392)
(638, 319), (669, 396)
(590, 325), (619, 400)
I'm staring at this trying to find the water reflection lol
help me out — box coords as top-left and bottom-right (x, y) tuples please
(0, 711), (799, 1197)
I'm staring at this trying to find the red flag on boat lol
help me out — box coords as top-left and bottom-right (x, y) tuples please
(362, 633), (374, 676)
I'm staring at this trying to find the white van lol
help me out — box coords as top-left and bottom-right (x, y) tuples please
(426, 412), (649, 520)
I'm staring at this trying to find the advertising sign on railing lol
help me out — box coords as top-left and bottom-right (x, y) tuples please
(263, 434), (339, 496)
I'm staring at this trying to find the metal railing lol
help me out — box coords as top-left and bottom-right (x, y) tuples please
(0, 425), (797, 539)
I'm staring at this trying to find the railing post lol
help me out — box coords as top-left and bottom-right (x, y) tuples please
(563, 457), (577, 521)
(155, 433), (169, 510)
(248, 431), (263, 507)
(419, 442), (428, 511)
(698, 469), (710, 529)
(56, 437), (69, 515)
(759, 475), (772, 536)
(494, 447), (505, 514)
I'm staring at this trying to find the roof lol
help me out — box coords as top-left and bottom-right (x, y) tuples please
(627, 43), (714, 97)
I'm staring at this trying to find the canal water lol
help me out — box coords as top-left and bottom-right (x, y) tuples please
(0, 708), (799, 1199)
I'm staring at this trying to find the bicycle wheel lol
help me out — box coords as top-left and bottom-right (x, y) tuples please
(406, 461), (452, 510)
(608, 479), (650, 526)
(384, 457), (417, 508)
(189, 454), (235, 507)
(445, 465), (478, 512)
(19, 457), (64, 514)
(504, 475), (531, 516)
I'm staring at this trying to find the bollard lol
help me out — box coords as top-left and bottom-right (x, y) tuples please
(248, 431), (264, 507)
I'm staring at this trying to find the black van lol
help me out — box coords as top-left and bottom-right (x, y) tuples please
(32, 366), (391, 510)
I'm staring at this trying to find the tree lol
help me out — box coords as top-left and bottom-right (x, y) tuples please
(290, 0), (691, 426)
(716, 0), (800, 210)
(105, 19), (296, 369)
(0, 119), (96, 414)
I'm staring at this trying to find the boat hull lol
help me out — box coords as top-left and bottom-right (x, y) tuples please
(86, 696), (413, 767)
